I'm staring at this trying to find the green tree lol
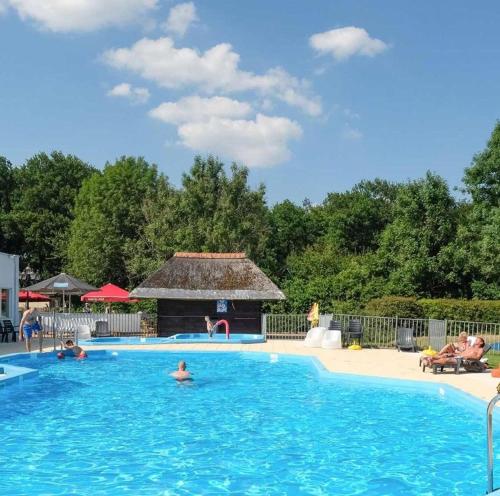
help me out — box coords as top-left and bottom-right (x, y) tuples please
(268, 200), (311, 278)
(126, 156), (272, 284)
(125, 180), (180, 285)
(8, 151), (95, 275)
(454, 122), (500, 298)
(377, 172), (458, 297)
(0, 156), (18, 253)
(67, 156), (162, 286)
(175, 156), (271, 262)
(463, 121), (500, 207)
(316, 179), (398, 254)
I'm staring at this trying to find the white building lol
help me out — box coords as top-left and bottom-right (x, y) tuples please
(0, 251), (20, 326)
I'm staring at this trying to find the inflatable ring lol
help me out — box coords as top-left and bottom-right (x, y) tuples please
(491, 369), (500, 378)
(348, 344), (362, 351)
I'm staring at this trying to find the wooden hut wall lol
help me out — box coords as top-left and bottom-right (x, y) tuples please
(157, 299), (262, 336)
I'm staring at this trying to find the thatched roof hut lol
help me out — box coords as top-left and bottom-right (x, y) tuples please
(130, 252), (284, 336)
(130, 252), (285, 301)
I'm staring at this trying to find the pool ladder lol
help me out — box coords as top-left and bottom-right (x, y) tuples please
(487, 393), (500, 494)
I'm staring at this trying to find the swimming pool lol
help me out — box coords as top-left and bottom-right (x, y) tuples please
(0, 351), (496, 495)
(82, 333), (265, 345)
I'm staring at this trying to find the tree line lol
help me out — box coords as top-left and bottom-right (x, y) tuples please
(0, 122), (498, 313)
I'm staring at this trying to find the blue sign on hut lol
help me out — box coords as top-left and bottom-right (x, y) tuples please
(130, 252), (285, 336)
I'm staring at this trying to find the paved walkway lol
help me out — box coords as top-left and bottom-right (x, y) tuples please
(1, 340), (498, 402)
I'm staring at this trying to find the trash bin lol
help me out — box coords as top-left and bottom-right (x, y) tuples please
(95, 320), (110, 337)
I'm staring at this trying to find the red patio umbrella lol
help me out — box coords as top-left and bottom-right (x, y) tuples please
(81, 283), (138, 303)
(19, 290), (50, 302)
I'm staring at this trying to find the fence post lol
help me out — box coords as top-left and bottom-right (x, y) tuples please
(261, 314), (267, 340)
(445, 319), (448, 342)
(395, 316), (398, 346)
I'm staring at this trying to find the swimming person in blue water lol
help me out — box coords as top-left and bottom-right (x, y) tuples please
(170, 360), (192, 382)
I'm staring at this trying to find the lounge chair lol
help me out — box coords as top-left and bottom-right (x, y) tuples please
(304, 327), (326, 348)
(423, 344), (492, 374)
(76, 324), (91, 342)
(346, 320), (363, 346)
(396, 327), (417, 352)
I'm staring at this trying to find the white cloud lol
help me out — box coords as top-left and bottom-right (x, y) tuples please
(177, 113), (302, 167)
(7, 0), (157, 32)
(149, 96), (251, 124)
(103, 37), (321, 116)
(310, 26), (388, 61)
(163, 2), (197, 37)
(108, 83), (150, 104)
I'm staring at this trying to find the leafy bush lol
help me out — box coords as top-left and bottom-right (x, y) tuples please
(331, 300), (363, 315)
(419, 299), (500, 322)
(363, 297), (424, 318)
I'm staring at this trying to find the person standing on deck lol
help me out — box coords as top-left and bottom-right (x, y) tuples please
(19, 307), (40, 352)
(205, 316), (216, 338)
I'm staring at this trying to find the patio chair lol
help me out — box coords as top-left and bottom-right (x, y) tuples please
(0, 321), (7, 343)
(346, 320), (363, 346)
(95, 320), (111, 337)
(328, 320), (342, 331)
(396, 327), (417, 352)
(2, 320), (17, 343)
(304, 327), (326, 348)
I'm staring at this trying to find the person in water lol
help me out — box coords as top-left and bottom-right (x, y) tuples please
(19, 308), (41, 352)
(170, 360), (192, 381)
(59, 339), (87, 359)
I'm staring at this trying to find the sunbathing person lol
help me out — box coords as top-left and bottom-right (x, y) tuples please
(425, 337), (485, 367)
(435, 331), (470, 358)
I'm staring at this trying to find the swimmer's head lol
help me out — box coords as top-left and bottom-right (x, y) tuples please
(65, 340), (74, 346)
(204, 316), (210, 322)
(178, 360), (186, 370)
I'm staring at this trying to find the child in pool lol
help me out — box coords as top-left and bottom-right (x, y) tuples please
(59, 340), (87, 359)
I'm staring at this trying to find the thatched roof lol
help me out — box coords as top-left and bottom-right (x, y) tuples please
(130, 252), (285, 300)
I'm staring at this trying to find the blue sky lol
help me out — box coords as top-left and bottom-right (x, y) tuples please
(1, 1), (499, 204)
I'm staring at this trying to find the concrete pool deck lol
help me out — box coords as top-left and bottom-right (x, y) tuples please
(1, 340), (499, 402)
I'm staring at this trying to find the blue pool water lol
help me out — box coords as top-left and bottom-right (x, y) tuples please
(0, 351), (496, 495)
(82, 333), (265, 345)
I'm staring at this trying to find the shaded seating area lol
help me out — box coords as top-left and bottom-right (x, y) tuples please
(396, 327), (417, 352)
